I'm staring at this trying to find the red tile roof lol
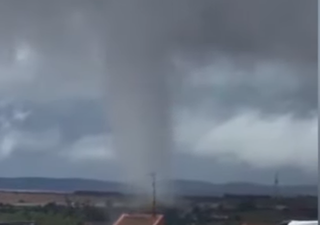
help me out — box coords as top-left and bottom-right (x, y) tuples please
(113, 214), (164, 225)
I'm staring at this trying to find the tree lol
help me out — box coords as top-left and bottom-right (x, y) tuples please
(197, 206), (213, 224)
(163, 207), (184, 225)
(81, 205), (109, 222)
(237, 200), (256, 212)
(234, 214), (243, 223)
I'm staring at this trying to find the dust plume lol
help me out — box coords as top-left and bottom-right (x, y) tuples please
(103, 0), (178, 201)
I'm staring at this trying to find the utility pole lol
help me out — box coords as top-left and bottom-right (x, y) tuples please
(273, 171), (280, 210)
(150, 172), (156, 217)
(274, 171), (279, 199)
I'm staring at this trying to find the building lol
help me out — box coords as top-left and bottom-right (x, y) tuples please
(113, 214), (164, 225)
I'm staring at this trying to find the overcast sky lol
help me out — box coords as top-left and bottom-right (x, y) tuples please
(0, 0), (317, 185)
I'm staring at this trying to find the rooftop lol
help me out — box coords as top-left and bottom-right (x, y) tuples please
(113, 214), (164, 225)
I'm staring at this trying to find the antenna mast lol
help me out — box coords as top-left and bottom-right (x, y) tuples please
(150, 172), (156, 217)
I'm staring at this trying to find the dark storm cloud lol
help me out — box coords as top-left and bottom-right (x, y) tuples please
(0, 0), (316, 63)
(178, 0), (317, 63)
(0, 0), (316, 116)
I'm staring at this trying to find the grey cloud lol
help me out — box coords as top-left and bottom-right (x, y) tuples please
(7, 100), (108, 142)
(178, 0), (317, 63)
(0, 0), (315, 117)
(0, 0), (316, 113)
(179, 61), (317, 119)
(0, 152), (121, 180)
(0, 99), (316, 183)
(0, 0), (316, 61)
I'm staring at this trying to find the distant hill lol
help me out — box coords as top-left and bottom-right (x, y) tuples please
(0, 177), (316, 197)
(173, 180), (317, 196)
